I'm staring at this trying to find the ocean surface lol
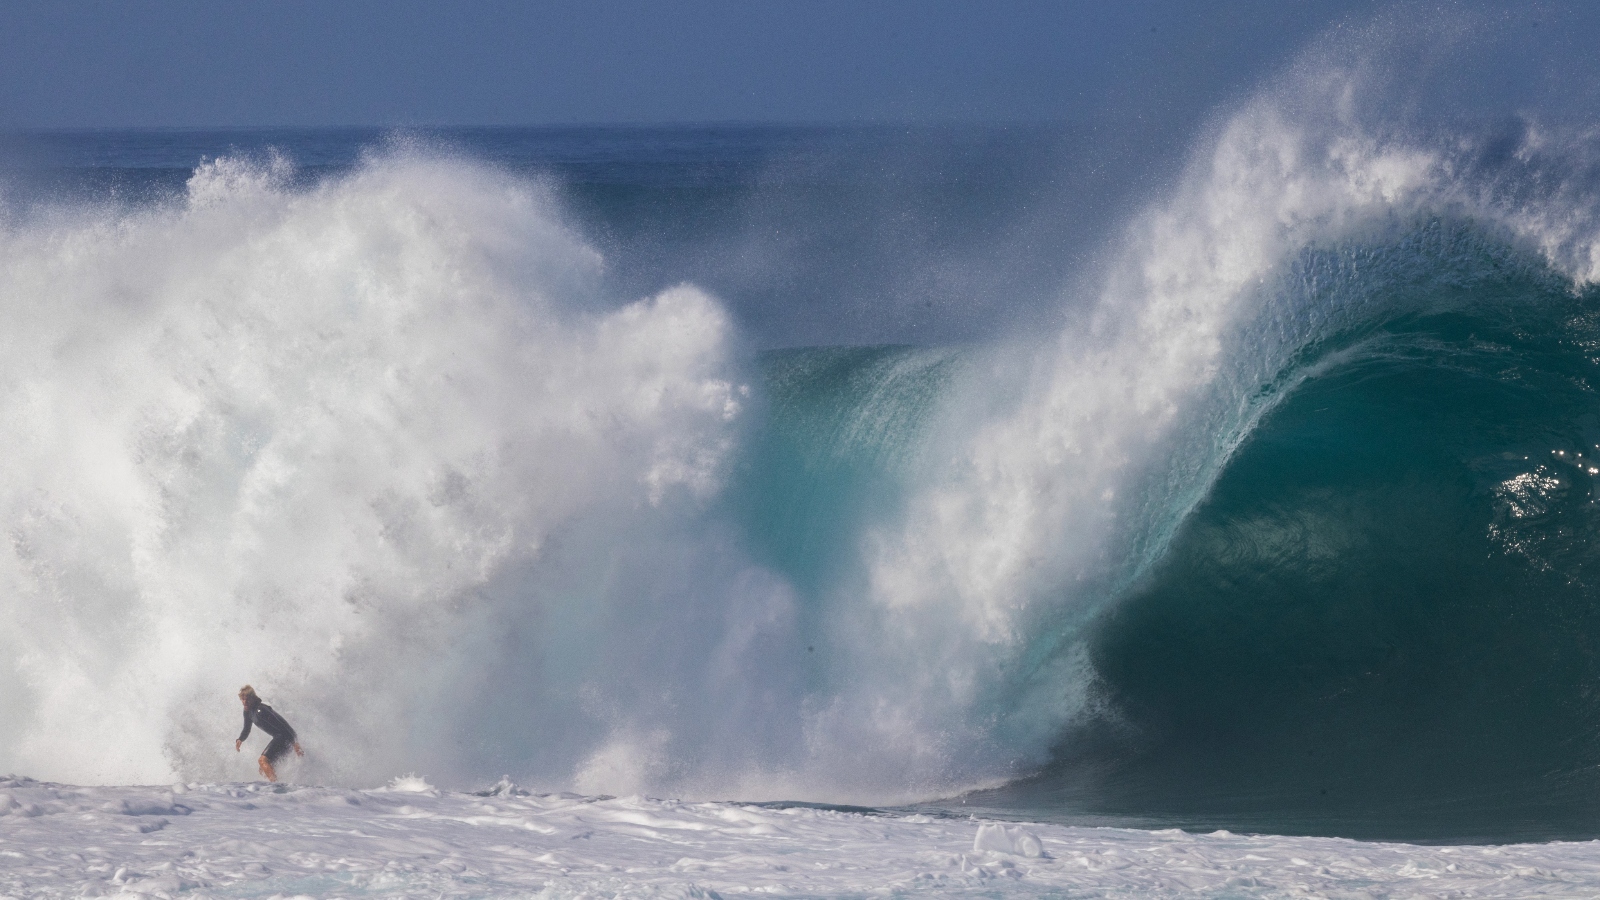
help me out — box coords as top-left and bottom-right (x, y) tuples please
(8, 16), (1600, 866)
(13, 774), (1600, 897)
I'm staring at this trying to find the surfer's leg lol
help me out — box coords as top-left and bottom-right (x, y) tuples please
(260, 735), (291, 782)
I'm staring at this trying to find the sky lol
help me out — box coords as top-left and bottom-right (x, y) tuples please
(0, 0), (1382, 129)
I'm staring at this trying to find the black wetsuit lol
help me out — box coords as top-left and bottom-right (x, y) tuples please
(239, 700), (297, 765)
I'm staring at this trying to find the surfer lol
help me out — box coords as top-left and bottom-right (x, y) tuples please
(235, 685), (302, 782)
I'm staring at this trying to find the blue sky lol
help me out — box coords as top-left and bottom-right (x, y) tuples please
(0, 1), (1379, 128)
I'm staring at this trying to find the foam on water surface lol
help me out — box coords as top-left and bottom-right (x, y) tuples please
(3, 775), (1600, 899)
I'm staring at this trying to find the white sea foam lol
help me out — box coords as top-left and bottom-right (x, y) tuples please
(0, 151), (779, 793)
(4, 775), (1600, 898)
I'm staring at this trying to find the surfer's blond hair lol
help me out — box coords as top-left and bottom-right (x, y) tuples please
(239, 685), (258, 701)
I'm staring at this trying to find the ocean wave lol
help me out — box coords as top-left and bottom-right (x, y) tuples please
(4, 9), (1600, 835)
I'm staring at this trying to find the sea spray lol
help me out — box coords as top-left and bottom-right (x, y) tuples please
(0, 152), (758, 787)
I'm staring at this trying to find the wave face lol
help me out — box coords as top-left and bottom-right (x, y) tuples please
(8, 8), (1600, 841)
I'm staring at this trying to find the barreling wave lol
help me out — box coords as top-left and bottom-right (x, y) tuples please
(857, 10), (1600, 819)
(952, 225), (1600, 841)
(5, 7), (1600, 836)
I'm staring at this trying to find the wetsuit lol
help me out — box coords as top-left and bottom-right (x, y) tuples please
(239, 699), (297, 766)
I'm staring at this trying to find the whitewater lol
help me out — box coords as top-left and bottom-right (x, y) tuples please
(11, 4), (1600, 896)
(11, 775), (1600, 898)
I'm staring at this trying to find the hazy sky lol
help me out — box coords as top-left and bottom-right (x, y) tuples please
(0, 0), (1382, 128)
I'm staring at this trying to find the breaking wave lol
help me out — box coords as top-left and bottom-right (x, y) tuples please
(5, 7), (1600, 840)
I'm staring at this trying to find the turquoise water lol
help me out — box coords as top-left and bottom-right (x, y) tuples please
(734, 345), (964, 594)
